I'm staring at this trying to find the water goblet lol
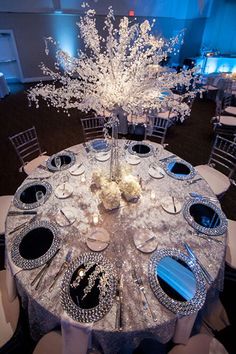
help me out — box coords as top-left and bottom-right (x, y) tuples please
(35, 190), (44, 206)
(54, 156), (61, 171)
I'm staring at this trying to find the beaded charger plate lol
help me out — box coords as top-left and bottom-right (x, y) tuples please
(11, 220), (60, 269)
(128, 141), (154, 157)
(89, 139), (111, 153)
(46, 151), (76, 172)
(164, 159), (196, 180)
(13, 181), (52, 210)
(183, 198), (227, 236)
(61, 253), (117, 323)
(148, 248), (206, 315)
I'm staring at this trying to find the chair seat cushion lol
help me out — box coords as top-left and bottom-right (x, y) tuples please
(0, 195), (13, 235)
(33, 331), (62, 354)
(219, 115), (236, 126)
(226, 219), (236, 269)
(169, 334), (227, 354)
(207, 85), (218, 91)
(224, 106), (236, 116)
(158, 111), (177, 119)
(0, 270), (20, 347)
(195, 165), (230, 196)
(24, 155), (49, 175)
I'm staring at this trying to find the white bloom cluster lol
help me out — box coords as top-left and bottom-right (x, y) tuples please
(119, 174), (141, 202)
(100, 181), (121, 210)
(28, 5), (198, 120)
(92, 169), (108, 188)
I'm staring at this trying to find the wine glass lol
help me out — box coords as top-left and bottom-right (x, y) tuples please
(54, 156), (61, 171)
(35, 190), (44, 206)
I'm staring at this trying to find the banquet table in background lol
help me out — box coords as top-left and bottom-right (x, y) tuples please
(5, 140), (227, 354)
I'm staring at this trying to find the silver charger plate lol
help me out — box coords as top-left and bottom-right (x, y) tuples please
(183, 197), (227, 236)
(89, 139), (111, 153)
(164, 159), (196, 180)
(13, 181), (52, 210)
(128, 141), (154, 157)
(148, 248), (206, 315)
(46, 151), (76, 172)
(61, 252), (117, 323)
(11, 220), (60, 269)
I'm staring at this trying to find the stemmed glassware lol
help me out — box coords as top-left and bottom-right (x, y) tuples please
(54, 156), (61, 171)
(35, 190), (44, 206)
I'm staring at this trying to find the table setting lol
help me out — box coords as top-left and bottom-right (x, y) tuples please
(5, 139), (227, 354)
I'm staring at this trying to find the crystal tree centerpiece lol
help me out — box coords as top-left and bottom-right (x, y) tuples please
(28, 4), (197, 183)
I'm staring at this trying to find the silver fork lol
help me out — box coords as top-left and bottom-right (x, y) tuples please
(132, 268), (157, 322)
(49, 250), (72, 291)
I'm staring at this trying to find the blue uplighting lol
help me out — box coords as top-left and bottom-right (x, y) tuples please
(52, 15), (78, 57)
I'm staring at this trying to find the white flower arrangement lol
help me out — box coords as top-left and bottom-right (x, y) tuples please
(27, 4), (199, 122)
(92, 170), (108, 188)
(100, 181), (121, 210)
(119, 174), (141, 202)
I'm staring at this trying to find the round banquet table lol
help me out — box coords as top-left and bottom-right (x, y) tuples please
(5, 140), (227, 354)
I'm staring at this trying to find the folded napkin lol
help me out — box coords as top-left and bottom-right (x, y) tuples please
(61, 312), (93, 354)
(156, 256), (196, 301)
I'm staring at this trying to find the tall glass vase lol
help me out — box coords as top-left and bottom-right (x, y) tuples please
(109, 111), (120, 182)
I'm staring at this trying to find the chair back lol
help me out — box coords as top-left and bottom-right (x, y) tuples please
(81, 116), (105, 142)
(215, 96), (223, 119)
(223, 93), (232, 110)
(208, 135), (236, 178)
(9, 126), (42, 167)
(149, 116), (169, 145)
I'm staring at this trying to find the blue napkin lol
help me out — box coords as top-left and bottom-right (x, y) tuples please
(156, 256), (196, 301)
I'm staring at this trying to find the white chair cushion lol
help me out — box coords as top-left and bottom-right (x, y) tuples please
(226, 219), (236, 269)
(0, 195), (13, 235)
(219, 115), (236, 126)
(158, 111), (177, 119)
(33, 331), (62, 354)
(23, 155), (49, 175)
(224, 106), (236, 116)
(0, 270), (20, 348)
(168, 334), (228, 354)
(195, 165), (230, 196)
(207, 85), (218, 91)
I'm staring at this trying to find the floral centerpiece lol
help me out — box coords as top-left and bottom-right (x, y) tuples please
(119, 175), (141, 202)
(100, 181), (121, 211)
(28, 3), (198, 181)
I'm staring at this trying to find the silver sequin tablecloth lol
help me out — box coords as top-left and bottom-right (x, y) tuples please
(5, 140), (226, 354)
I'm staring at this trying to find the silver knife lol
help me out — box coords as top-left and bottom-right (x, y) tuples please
(136, 236), (156, 249)
(188, 177), (203, 185)
(8, 214), (38, 235)
(172, 196), (177, 213)
(184, 243), (213, 284)
(132, 268), (157, 322)
(31, 248), (60, 288)
(49, 250), (72, 291)
(60, 209), (71, 225)
(115, 274), (124, 331)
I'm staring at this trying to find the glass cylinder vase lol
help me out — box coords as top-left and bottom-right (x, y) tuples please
(109, 112), (120, 182)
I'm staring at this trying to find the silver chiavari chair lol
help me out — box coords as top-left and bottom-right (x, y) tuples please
(9, 126), (48, 175)
(80, 116), (106, 142)
(148, 116), (169, 145)
(195, 135), (236, 197)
